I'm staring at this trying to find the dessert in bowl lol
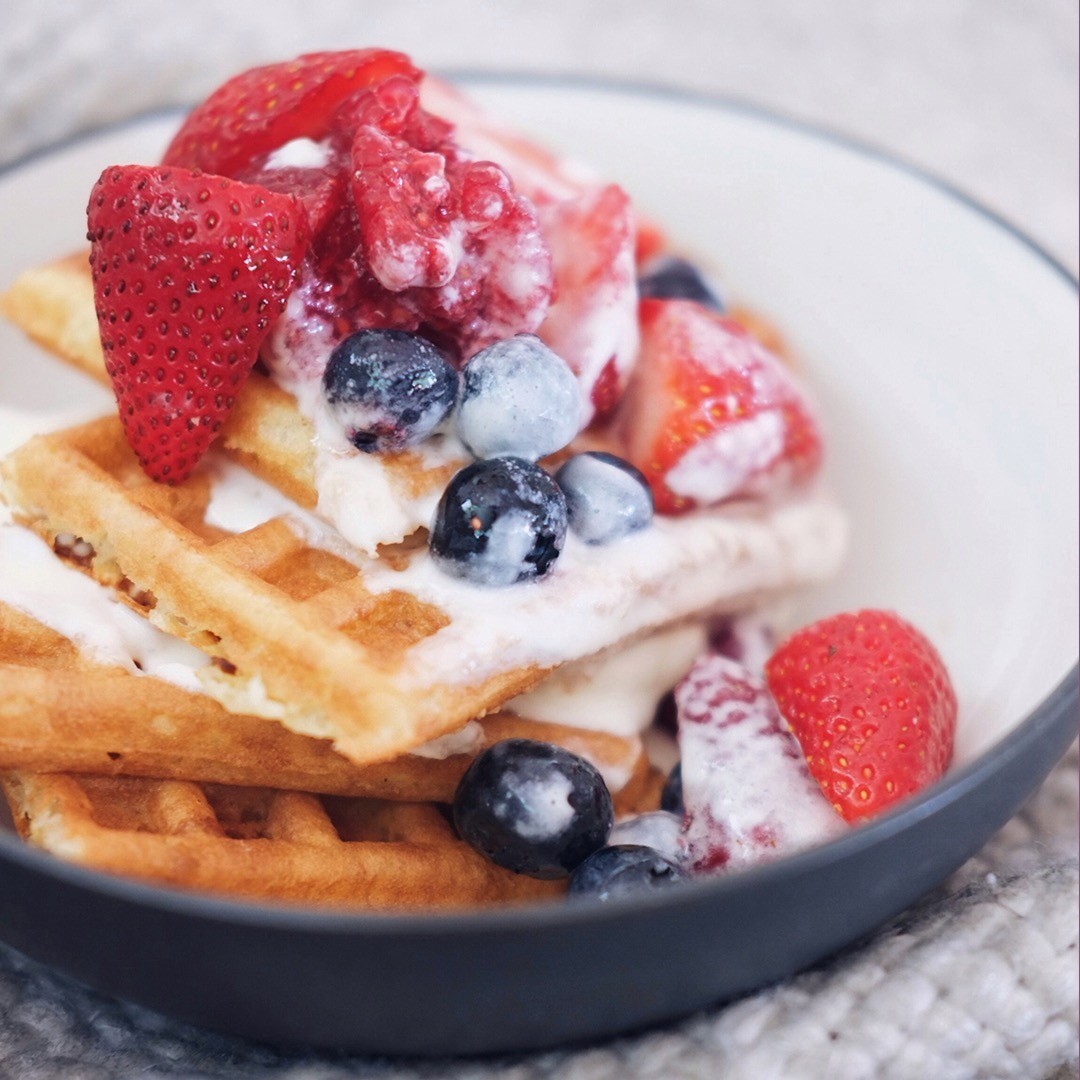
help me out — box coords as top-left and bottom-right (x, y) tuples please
(0, 52), (1071, 1054)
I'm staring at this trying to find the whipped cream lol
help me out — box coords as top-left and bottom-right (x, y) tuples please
(506, 622), (707, 736)
(361, 491), (847, 690)
(0, 521), (208, 692)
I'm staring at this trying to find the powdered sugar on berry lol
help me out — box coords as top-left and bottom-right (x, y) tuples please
(675, 652), (845, 873)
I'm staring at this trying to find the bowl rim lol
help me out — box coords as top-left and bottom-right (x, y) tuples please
(0, 71), (1076, 935)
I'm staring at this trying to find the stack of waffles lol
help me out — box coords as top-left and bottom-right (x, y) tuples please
(0, 255), (847, 909)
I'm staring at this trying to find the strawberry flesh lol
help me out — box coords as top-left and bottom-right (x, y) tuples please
(765, 610), (958, 822)
(537, 183), (639, 421)
(622, 299), (823, 514)
(162, 49), (419, 177)
(87, 165), (307, 483)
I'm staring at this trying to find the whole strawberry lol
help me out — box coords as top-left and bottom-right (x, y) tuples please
(765, 610), (957, 822)
(87, 165), (308, 482)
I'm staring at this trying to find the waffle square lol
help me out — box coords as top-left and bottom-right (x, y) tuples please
(2, 772), (562, 909)
(0, 602), (650, 806)
(1, 415), (845, 764)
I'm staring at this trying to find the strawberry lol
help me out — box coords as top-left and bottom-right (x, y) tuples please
(764, 610), (958, 822)
(162, 49), (419, 178)
(622, 299), (823, 514)
(87, 164), (308, 483)
(536, 184), (639, 421)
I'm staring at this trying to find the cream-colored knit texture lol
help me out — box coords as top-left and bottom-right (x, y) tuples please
(0, 4), (1075, 1077)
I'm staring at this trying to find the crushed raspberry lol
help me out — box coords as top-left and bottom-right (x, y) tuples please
(343, 77), (554, 358)
(262, 75), (553, 366)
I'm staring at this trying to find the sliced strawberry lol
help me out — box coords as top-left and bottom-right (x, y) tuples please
(162, 50), (419, 178)
(234, 160), (346, 241)
(634, 218), (668, 267)
(622, 299), (823, 514)
(537, 184), (639, 421)
(765, 610), (957, 822)
(87, 165), (307, 482)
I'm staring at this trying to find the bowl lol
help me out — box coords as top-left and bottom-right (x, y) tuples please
(0, 75), (1075, 1055)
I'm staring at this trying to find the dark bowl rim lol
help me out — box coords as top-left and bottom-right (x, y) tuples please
(0, 71), (1076, 935)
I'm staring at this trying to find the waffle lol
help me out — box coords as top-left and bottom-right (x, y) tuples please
(1, 414), (846, 764)
(0, 601), (649, 807)
(0, 255), (465, 529)
(2, 772), (563, 909)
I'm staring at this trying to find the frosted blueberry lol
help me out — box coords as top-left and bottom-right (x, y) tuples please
(453, 739), (614, 878)
(429, 457), (568, 586)
(555, 451), (654, 545)
(568, 845), (683, 901)
(322, 329), (458, 452)
(456, 334), (582, 460)
(638, 255), (724, 311)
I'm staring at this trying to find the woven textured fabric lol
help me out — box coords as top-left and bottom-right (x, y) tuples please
(0, 3), (1076, 1076)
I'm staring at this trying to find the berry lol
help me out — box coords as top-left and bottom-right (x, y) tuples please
(568, 845), (683, 901)
(765, 610), (957, 823)
(453, 739), (613, 878)
(536, 184), (639, 422)
(162, 50), (419, 177)
(659, 762), (682, 814)
(344, 77), (553, 359)
(429, 458), (568, 586)
(676, 653), (845, 873)
(555, 451), (653, 545)
(608, 811), (682, 861)
(456, 335), (581, 460)
(638, 255), (724, 311)
(623, 300), (823, 514)
(322, 329), (457, 452)
(87, 165), (307, 483)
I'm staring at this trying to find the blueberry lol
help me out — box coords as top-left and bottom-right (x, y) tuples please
(568, 845), (683, 902)
(430, 457), (568, 586)
(608, 811), (682, 861)
(660, 762), (683, 814)
(456, 335), (582, 460)
(555, 451), (654, 545)
(322, 329), (458, 452)
(638, 256), (724, 311)
(453, 739), (614, 878)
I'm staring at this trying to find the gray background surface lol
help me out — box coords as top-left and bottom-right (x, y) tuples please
(0, 3), (1076, 1077)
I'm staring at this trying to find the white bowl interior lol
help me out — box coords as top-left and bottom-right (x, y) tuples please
(0, 83), (1076, 769)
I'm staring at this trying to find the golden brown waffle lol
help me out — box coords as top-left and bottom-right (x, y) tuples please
(0, 602), (648, 806)
(2, 772), (563, 909)
(1, 415), (846, 765)
(0, 255), (463, 514)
